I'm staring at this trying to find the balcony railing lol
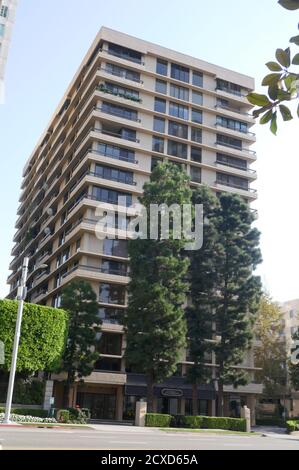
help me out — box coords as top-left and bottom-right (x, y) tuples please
(63, 263), (128, 278)
(215, 122), (256, 137)
(88, 170), (137, 186)
(215, 86), (247, 98)
(215, 160), (256, 174)
(88, 147), (138, 164)
(215, 141), (256, 156)
(99, 66), (143, 84)
(97, 84), (142, 103)
(97, 126), (140, 143)
(100, 47), (145, 66)
(215, 180), (257, 193)
(95, 105), (141, 122)
(215, 104), (252, 117)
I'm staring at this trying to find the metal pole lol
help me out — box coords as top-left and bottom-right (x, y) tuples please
(3, 257), (29, 424)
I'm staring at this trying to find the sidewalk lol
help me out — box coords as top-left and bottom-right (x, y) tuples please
(252, 426), (299, 440)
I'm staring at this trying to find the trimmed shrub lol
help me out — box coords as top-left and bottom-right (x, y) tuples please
(180, 415), (204, 429)
(286, 420), (299, 433)
(57, 409), (70, 423)
(145, 413), (172, 427)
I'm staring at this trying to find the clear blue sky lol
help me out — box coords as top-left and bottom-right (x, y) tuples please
(0, 0), (298, 301)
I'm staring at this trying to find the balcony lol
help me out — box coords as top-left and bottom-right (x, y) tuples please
(215, 121), (256, 137)
(215, 103), (252, 117)
(215, 179), (257, 194)
(101, 46), (145, 66)
(64, 263), (129, 278)
(215, 86), (247, 98)
(215, 160), (256, 175)
(99, 66), (143, 84)
(215, 141), (256, 156)
(88, 170), (137, 186)
(97, 84), (142, 104)
(95, 105), (141, 123)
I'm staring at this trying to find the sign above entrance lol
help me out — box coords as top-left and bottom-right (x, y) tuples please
(161, 388), (183, 398)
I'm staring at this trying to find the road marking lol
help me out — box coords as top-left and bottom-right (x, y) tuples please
(109, 440), (148, 445)
(223, 443), (253, 447)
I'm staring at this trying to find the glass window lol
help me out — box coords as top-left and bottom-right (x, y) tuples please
(97, 143), (135, 163)
(192, 91), (203, 105)
(216, 153), (247, 170)
(192, 71), (203, 87)
(152, 136), (164, 153)
(216, 172), (248, 190)
(168, 120), (188, 139)
(0, 6), (8, 18)
(98, 332), (122, 355)
(216, 78), (242, 96)
(191, 127), (202, 143)
(169, 102), (189, 120)
(216, 115), (248, 133)
(98, 307), (124, 325)
(154, 97), (166, 113)
(170, 84), (189, 101)
(92, 186), (132, 207)
(153, 116), (166, 133)
(101, 102), (138, 121)
(103, 239), (128, 258)
(155, 79), (167, 94)
(171, 63), (190, 83)
(103, 82), (140, 101)
(151, 156), (163, 171)
(190, 166), (201, 183)
(95, 164), (134, 184)
(156, 59), (168, 76)
(108, 42), (142, 64)
(191, 109), (202, 124)
(99, 283), (126, 305)
(105, 63), (140, 82)
(216, 134), (242, 149)
(191, 147), (202, 163)
(167, 140), (188, 159)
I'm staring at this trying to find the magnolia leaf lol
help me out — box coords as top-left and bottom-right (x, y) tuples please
(277, 89), (292, 100)
(253, 105), (272, 118)
(260, 110), (273, 124)
(262, 73), (282, 86)
(247, 93), (271, 106)
(270, 112), (278, 135)
(268, 83), (279, 100)
(290, 35), (299, 45)
(276, 48), (290, 68)
(292, 53), (299, 65)
(279, 104), (293, 121)
(278, 0), (299, 10)
(266, 61), (283, 71)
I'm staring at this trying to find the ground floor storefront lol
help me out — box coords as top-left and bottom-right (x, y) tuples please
(52, 375), (258, 424)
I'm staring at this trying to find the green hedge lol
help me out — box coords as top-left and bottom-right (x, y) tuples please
(0, 300), (68, 372)
(286, 420), (299, 433)
(0, 407), (48, 417)
(145, 413), (172, 427)
(56, 408), (90, 424)
(145, 413), (246, 432)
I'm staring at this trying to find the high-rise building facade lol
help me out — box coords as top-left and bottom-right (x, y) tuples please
(7, 27), (261, 421)
(0, 0), (17, 92)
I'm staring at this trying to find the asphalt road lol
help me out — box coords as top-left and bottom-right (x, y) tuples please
(1, 424), (299, 450)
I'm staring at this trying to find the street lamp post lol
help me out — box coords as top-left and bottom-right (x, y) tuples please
(3, 258), (48, 424)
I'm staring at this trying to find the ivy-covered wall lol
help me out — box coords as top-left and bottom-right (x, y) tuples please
(0, 300), (68, 372)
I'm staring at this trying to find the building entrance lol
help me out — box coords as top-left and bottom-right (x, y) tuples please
(77, 391), (116, 420)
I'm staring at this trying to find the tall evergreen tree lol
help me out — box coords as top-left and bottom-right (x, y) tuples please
(214, 193), (262, 416)
(61, 280), (101, 406)
(186, 186), (220, 415)
(124, 162), (192, 412)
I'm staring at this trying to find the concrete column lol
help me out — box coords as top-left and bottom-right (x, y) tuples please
(209, 400), (216, 417)
(135, 401), (147, 427)
(116, 386), (124, 421)
(241, 405), (251, 432)
(43, 380), (54, 411)
(246, 395), (256, 426)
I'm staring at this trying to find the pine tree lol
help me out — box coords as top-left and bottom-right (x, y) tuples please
(186, 186), (220, 415)
(61, 280), (101, 406)
(214, 193), (262, 416)
(124, 162), (192, 412)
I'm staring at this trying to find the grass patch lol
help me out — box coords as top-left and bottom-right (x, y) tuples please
(160, 428), (259, 436)
(20, 422), (92, 429)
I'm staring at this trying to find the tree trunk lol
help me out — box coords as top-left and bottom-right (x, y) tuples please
(217, 380), (224, 417)
(192, 382), (199, 416)
(147, 371), (155, 413)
